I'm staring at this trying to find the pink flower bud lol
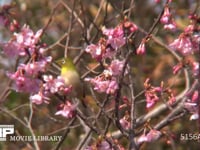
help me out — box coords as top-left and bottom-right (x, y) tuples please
(136, 42), (145, 55)
(160, 7), (171, 24)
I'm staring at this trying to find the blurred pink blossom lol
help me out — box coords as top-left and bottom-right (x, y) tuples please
(170, 31), (199, 55)
(19, 56), (52, 76)
(43, 75), (72, 94)
(192, 62), (199, 76)
(120, 117), (131, 130)
(7, 70), (41, 93)
(96, 141), (111, 150)
(170, 35), (193, 54)
(30, 92), (50, 105)
(108, 60), (125, 76)
(164, 21), (176, 31)
(184, 90), (199, 120)
(138, 129), (161, 143)
(0, 25), (42, 57)
(160, 7), (171, 24)
(55, 101), (77, 119)
(85, 44), (103, 61)
(102, 25), (125, 50)
(0, 41), (25, 57)
(86, 76), (118, 94)
(14, 25), (42, 49)
(144, 78), (163, 108)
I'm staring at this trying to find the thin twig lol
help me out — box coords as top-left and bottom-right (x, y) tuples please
(87, 0), (105, 39)
(63, 0), (76, 57)
(128, 74), (138, 150)
(127, 0), (135, 18)
(0, 107), (27, 127)
(114, 51), (133, 137)
(41, 1), (61, 37)
(60, 0), (84, 28)
(54, 117), (77, 150)
(24, 102), (40, 150)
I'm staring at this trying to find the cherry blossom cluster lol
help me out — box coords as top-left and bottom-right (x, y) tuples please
(0, 25), (43, 57)
(85, 59), (125, 94)
(0, 25), (76, 119)
(1, 25), (49, 93)
(85, 19), (137, 94)
(0, 4), (20, 32)
(29, 74), (76, 118)
(170, 24), (200, 55)
(160, 3), (176, 30)
(170, 14), (199, 96)
(85, 19), (138, 61)
(173, 59), (199, 77)
(144, 78), (175, 108)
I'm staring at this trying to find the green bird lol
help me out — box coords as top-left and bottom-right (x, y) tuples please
(56, 58), (84, 101)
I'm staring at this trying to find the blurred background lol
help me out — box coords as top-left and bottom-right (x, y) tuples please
(0, 0), (199, 149)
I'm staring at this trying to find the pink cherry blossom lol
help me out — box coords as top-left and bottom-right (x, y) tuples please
(86, 76), (118, 94)
(107, 36), (125, 50)
(123, 20), (138, 33)
(55, 101), (77, 119)
(7, 70), (41, 93)
(30, 92), (50, 105)
(184, 24), (195, 33)
(102, 25), (124, 39)
(170, 32), (199, 55)
(14, 25), (42, 49)
(120, 117), (131, 130)
(0, 41), (25, 57)
(43, 75), (72, 94)
(86, 20), (137, 61)
(96, 141), (111, 150)
(145, 92), (159, 108)
(85, 67), (119, 94)
(85, 43), (104, 61)
(30, 94), (43, 105)
(138, 129), (161, 143)
(108, 60), (125, 76)
(160, 7), (171, 24)
(154, 0), (160, 3)
(19, 56), (52, 76)
(144, 78), (166, 108)
(164, 21), (176, 31)
(192, 62), (199, 76)
(0, 25), (42, 58)
(102, 26), (125, 50)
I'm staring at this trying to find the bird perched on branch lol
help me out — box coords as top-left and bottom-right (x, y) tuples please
(56, 58), (85, 105)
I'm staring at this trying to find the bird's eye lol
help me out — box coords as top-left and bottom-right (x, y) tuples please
(62, 60), (65, 64)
